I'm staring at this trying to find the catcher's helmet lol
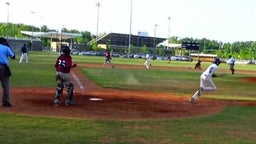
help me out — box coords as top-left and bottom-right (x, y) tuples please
(213, 57), (221, 66)
(61, 46), (70, 55)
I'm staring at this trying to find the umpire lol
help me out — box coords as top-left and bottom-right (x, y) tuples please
(0, 37), (15, 107)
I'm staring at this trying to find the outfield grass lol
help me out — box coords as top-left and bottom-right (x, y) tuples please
(0, 52), (255, 144)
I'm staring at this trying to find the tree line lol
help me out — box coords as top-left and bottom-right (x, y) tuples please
(0, 23), (255, 60)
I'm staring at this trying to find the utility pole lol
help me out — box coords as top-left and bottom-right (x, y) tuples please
(128, 0), (133, 59)
(5, 2), (10, 37)
(96, 2), (100, 42)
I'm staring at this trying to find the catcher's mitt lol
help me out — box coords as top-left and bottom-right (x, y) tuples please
(72, 64), (77, 67)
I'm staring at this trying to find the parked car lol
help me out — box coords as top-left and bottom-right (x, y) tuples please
(181, 56), (193, 61)
(150, 55), (157, 60)
(157, 56), (167, 60)
(78, 51), (87, 55)
(71, 50), (80, 55)
(120, 54), (134, 58)
(85, 51), (96, 56)
(171, 55), (182, 61)
(247, 60), (255, 64)
(134, 53), (143, 58)
(96, 51), (105, 56)
(112, 53), (121, 57)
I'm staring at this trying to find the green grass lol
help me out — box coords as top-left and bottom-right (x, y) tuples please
(0, 107), (255, 144)
(81, 63), (256, 100)
(1, 52), (255, 144)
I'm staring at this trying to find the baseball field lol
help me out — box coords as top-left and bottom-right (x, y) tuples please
(0, 51), (255, 143)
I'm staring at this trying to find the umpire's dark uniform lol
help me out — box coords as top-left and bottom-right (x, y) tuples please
(0, 37), (15, 107)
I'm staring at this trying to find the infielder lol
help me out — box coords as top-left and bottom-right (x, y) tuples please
(54, 46), (77, 106)
(102, 49), (114, 68)
(190, 57), (221, 103)
(144, 54), (151, 69)
(227, 55), (235, 74)
(194, 59), (202, 70)
(19, 43), (29, 64)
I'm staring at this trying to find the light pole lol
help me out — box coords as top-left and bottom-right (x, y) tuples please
(128, 0), (133, 59)
(167, 16), (170, 49)
(59, 25), (65, 55)
(154, 24), (158, 56)
(5, 2), (10, 37)
(96, 2), (100, 42)
(31, 11), (35, 51)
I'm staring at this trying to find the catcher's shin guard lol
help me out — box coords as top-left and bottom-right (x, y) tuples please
(66, 83), (74, 101)
(55, 83), (64, 100)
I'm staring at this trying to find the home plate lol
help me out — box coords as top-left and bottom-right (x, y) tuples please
(90, 98), (103, 101)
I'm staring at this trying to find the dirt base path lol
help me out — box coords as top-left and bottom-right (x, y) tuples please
(0, 64), (255, 120)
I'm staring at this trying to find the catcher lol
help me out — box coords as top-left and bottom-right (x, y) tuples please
(54, 46), (77, 106)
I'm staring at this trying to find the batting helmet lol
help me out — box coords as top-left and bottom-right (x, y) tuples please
(213, 57), (221, 66)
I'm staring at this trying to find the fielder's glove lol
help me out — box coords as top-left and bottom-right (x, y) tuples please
(72, 64), (77, 67)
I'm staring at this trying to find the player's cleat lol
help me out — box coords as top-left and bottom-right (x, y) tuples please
(189, 98), (196, 104)
(54, 99), (60, 107)
(54, 103), (59, 107)
(2, 102), (12, 107)
(65, 100), (76, 105)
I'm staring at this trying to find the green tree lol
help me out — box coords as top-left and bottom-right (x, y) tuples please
(130, 44), (135, 54)
(140, 45), (148, 53)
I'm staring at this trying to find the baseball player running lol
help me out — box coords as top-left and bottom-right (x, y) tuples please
(54, 46), (77, 106)
(190, 57), (221, 103)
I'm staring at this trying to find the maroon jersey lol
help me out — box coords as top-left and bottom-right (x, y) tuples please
(55, 54), (73, 73)
(105, 51), (111, 59)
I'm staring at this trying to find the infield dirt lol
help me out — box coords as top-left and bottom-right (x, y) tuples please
(0, 63), (255, 120)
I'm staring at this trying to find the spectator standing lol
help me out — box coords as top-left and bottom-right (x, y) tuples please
(0, 37), (16, 107)
(19, 44), (29, 64)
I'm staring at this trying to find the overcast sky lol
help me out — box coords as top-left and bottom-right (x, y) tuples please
(0, 0), (256, 42)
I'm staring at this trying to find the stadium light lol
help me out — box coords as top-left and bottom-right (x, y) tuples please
(96, 2), (100, 42)
(30, 11), (35, 51)
(128, 0), (133, 59)
(167, 16), (170, 49)
(154, 24), (158, 56)
(5, 2), (10, 37)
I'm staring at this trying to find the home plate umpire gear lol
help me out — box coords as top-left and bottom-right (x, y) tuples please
(54, 46), (76, 106)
